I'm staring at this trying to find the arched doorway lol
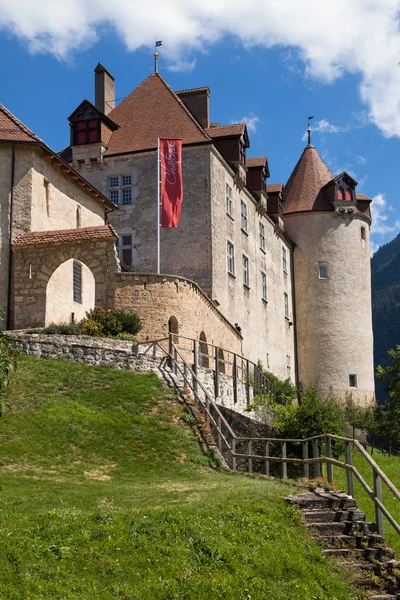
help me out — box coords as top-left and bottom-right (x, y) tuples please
(45, 258), (95, 325)
(218, 348), (226, 374)
(198, 331), (209, 369)
(168, 316), (179, 343)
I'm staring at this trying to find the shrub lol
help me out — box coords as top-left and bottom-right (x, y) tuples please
(113, 310), (142, 336)
(0, 308), (20, 413)
(81, 319), (103, 337)
(117, 332), (139, 342)
(85, 308), (122, 336)
(41, 323), (82, 335)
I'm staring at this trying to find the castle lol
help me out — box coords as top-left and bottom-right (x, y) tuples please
(0, 63), (375, 405)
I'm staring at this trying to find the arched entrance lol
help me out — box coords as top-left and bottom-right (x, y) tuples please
(45, 258), (95, 325)
(198, 331), (209, 369)
(168, 316), (179, 343)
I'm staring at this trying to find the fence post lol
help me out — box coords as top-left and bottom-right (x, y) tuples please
(302, 441), (309, 479)
(173, 345), (178, 376)
(248, 440), (253, 474)
(168, 333), (173, 369)
(232, 437), (236, 471)
(281, 441), (287, 479)
(373, 470), (384, 537)
(217, 415), (222, 453)
(183, 362), (188, 388)
(325, 437), (333, 483)
(345, 441), (355, 498)
(265, 441), (270, 476)
(214, 346), (220, 398)
(312, 439), (321, 478)
(193, 340), (198, 395)
(246, 360), (250, 406)
(233, 354), (238, 404)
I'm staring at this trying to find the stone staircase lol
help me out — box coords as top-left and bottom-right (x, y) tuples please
(286, 489), (400, 599)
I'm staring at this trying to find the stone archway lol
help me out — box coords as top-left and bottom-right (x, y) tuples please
(198, 331), (209, 369)
(12, 227), (119, 329)
(45, 258), (96, 325)
(168, 316), (179, 343)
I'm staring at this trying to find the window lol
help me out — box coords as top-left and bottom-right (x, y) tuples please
(242, 255), (249, 287)
(319, 264), (328, 279)
(240, 142), (246, 164)
(261, 271), (267, 301)
(116, 234), (133, 266)
(287, 355), (291, 380)
(338, 186), (344, 201)
(73, 262), (82, 303)
(259, 222), (265, 251)
(108, 175), (132, 206)
(227, 241), (235, 275)
(74, 119), (100, 145)
(345, 188), (352, 201)
(361, 226), (366, 241)
(284, 293), (289, 319)
(240, 200), (248, 232)
(266, 353), (270, 369)
(349, 374), (358, 388)
(226, 183), (233, 217)
(282, 246), (287, 274)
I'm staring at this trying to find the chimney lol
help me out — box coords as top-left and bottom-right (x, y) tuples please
(176, 87), (210, 129)
(94, 63), (115, 116)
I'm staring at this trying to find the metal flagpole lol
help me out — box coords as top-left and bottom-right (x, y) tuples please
(157, 138), (161, 274)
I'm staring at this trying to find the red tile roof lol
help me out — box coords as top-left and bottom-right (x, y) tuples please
(356, 193), (372, 202)
(0, 104), (42, 143)
(205, 123), (246, 139)
(285, 146), (334, 214)
(12, 225), (117, 248)
(268, 183), (284, 193)
(105, 73), (210, 156)
(247, 156), (268, 168)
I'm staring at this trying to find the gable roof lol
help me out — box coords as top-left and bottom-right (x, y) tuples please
(105, 73), (211, 156)
(68, 99), (119, 131)
(12, 225), (117, 248)
(0, 104), (42, 143)
(284, 146), (334, 214)
(0, 104), (115, 210)
(268, 183), (284, 194)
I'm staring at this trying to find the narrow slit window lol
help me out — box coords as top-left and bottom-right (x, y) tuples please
(282, 246), (287, 274)
(242, 255), (250, 287)
(226, 183), (233, 217)
(261, 271), (267, 301)
(361, 226), (366, 241)
(284, 293), (289, 319)
(259, 222), (265, 251)
(349, 374), (358, 388)
(319, 264), (328, 279)
(227, 240), (235, 275)
(73, 262), (82, 304)
(240, 200), (248, 232)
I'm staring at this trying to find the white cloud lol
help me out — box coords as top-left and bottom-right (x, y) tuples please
(301, 118), (347, 141)
(370, 193), (400, 235)
(1, 1), (400, 136)
(356, 155), (367, 165)
(233, 114), (260, 133)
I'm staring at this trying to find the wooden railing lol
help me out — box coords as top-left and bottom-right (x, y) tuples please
(136, 335), (400, 540)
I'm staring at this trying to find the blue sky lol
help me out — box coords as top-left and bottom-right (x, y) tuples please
(1, 0), (400, 253)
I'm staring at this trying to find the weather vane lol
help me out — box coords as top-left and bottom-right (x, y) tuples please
(307, 115), (314, 147)
(154, 40), (162, 73)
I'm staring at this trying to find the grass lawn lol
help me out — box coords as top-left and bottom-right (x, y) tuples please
(0, 356), (356, 600)
(327, 447), (400, 557)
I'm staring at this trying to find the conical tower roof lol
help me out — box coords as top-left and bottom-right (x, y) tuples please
(284, 145), (334, 214)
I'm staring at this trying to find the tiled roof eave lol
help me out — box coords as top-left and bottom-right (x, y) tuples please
(105, 139), (212, 158)
(12, 225), (117, 248)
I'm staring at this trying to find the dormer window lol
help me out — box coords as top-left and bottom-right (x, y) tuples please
(345, 188), (352, 201)
(338, 187), (344, 201)
(240, 141), (246, 164)
(73, 119), (100, 145)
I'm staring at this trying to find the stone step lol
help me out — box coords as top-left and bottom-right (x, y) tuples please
(318, 533), (385, 549)
(305, 521), (377, 536)
(323, 547), (396, 561)
(302, 509), (366, 523)
(286, 491), (358, 511)
(342, 562), (375, 572)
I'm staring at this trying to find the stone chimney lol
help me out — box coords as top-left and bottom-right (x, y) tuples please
(176, 87), (210, 129)
(94, 63), (115, 116)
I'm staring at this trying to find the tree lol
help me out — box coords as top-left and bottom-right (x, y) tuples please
(375, 346), (400, 455)
(344, 393), (374, 439)
(0, 309), (19, 415)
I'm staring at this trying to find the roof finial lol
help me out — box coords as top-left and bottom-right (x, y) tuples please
(154, 40), (162, 73)
(307, 115), (314, 148)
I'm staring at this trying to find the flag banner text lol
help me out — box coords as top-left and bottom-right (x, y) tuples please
(160, 138), (183, 228)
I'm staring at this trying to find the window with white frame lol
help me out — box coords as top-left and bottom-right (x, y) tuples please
(242, 255), (250, 287)
(108, 175), (132, 206)
(73, 262), (82, 304)
(319, 264), (328, 279)
(284, 292), (289, 319)
(282, 246), (288, 274)
(286, 355), (291, 380)
(226, 183), (233, 217)
(259, 222), (265, 251)
(349, 374), (358, 388)
(227, 240), (235, 275)
(240, 200), (248, 232)
(261, 271), (267, 301)
(115, 233), (133, 266)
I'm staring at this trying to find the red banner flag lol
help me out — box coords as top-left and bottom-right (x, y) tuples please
(160, 138), (183, 228)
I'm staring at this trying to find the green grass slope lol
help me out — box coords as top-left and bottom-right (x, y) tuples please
(0, 357), (355, 600)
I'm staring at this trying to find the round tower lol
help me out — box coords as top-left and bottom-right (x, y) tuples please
(283, 139), (375, 406)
